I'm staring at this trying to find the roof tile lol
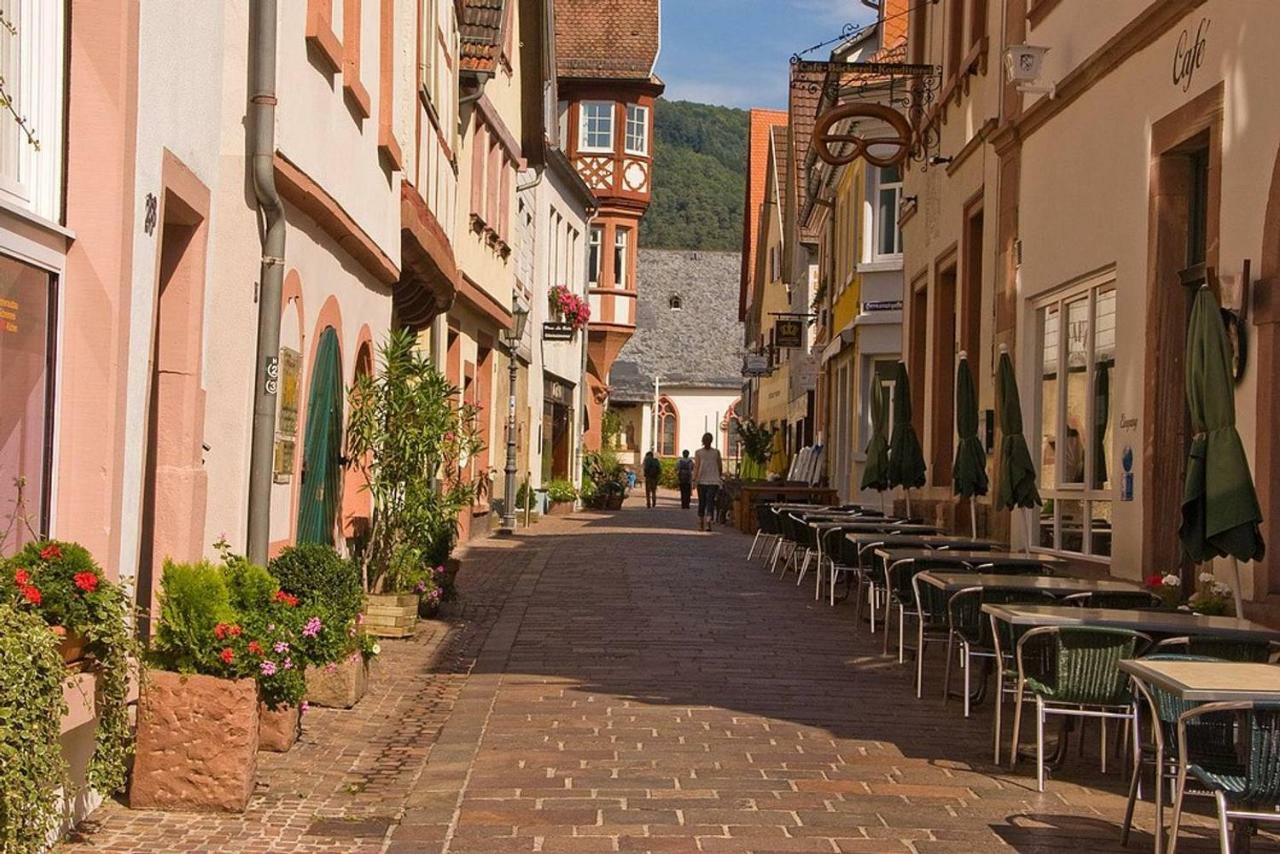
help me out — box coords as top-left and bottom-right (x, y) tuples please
(739, 109), (788, 320)
(554, 0), (660, 80)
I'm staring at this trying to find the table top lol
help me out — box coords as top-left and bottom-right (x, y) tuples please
(816, 522), (940, 534)
(918, 571), (1141, 595)
(843, 533), (998, 548)
(743, 485), (839, 495)
(1119, 659), (1280, 702)
(806, 518), (909, 530)
(981, 604), (1280, 641)
(873, 548), (1066, 565)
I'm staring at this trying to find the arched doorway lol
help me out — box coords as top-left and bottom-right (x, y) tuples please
(297, 326), (343, 545)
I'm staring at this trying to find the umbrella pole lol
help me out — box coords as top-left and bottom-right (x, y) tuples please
(1022, 508), (1035, 555)
(905, 489), (912, 520)
(1230, 557), (1245, 617)
(970, 497), (978, 540)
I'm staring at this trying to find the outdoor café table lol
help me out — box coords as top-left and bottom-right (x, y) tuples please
(874, 549), (1068, 576)
(916, 570), (1141, 597)
(981, 604), (1280, 643)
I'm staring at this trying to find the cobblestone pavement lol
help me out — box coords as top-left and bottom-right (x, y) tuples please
(64, 492), (1275, 853)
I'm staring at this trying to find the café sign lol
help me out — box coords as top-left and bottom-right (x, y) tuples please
(1172, 17), (1209, 93)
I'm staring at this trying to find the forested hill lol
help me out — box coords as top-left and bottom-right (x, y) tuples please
(640, 99), (749, 252)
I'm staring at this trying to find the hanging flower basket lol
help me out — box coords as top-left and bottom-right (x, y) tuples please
(549, 284), (590, 331)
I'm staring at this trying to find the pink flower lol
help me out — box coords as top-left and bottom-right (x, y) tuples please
(300, 701), (310, 714)
(283, 657), (293, 670)
(302, 616), (322, 638)
(260, 660), (277, 676)
(273, 640), (289, 654)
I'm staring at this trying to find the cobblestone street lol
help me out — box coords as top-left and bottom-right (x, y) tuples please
(65, 493), (1272, 853)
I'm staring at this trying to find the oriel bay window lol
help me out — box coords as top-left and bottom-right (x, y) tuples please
(625, 104), (649, 156)
(614, 227), (630, 289)
(588, 226), (602, 287)
(579, 101), (614, 153)
(1034, 277), (1117, 558)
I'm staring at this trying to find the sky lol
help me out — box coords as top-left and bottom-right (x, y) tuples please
(655, 0), (880, 110)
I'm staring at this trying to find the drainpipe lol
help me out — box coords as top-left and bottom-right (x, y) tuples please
(246, 0), (286, 566)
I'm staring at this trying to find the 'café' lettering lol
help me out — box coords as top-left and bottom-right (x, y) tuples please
(1173, 18), (1209, 93)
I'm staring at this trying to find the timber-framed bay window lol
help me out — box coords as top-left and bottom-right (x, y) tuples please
(588, 226), (602, 287)
(625, 104), (649, 156)
(579, 101), (614, 153)
(1033, 273), (1117, 558)
(613, 227), (630, 290)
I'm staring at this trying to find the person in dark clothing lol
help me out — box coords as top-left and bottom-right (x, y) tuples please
(676, 450), (694, 509)
(642, 450), (661, 508)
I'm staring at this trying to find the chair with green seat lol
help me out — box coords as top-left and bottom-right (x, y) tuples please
(1009, 625), (1152, 791)
(1167, 701), (1280, 854)
(790, 513), (822, 588)
(1062, 590), (1164, 609)
(882, 556), (972, 662)
(909, 573), (959, 699)
(1121, 653), (1234, 854)
(1152, 635), (1278, 663)
(945, 587), (1058, 719)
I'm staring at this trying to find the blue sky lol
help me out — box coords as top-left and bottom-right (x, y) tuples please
(655, 0), (879, 110)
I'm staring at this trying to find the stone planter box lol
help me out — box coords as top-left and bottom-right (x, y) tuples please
(363, 592), (419, 638)
(130, 670), (259, 812)
(258, 703), (300, 752)
(305, 652), (368, 709)
(546, 500), (575, 516)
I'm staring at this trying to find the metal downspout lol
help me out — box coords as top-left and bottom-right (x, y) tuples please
(246, 0), (286, 565)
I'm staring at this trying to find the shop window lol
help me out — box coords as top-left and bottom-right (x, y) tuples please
(614, 227), (630, 290)
(656, 397), (677, 457)
(579, 101), (614, 153)
(1034, 278), (1116, 558)
(625, 104), (649, 156)
(0, 256), (54, 550)
(876, 166), (903, 258)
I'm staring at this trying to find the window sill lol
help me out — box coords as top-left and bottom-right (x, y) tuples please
(306, 24), (343, 75)
(344, 76), (372, 120)
(858, 259), (903, 274)
(378, 128), (404, 171)
(624, 148), (649, 158)
(578, 146), (614, 157)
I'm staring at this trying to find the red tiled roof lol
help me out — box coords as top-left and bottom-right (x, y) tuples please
(554, 0), (660, 80)
(739, 109), (788, 321)
(460, 0), (507, 72)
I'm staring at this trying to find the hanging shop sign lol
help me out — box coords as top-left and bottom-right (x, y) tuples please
(542, 321), (574, 342)
(743, 353), (770, 377)
(814, 102), (913, 168)
(273, 346), (301, 483)
(775, 318), (804, 349)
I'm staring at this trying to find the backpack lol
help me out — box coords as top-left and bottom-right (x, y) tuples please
(676, 458), (693, 482)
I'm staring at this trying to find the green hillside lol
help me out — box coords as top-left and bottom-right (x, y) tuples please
(641, 99), (748, 252)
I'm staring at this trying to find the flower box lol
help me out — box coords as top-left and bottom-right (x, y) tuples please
(258, 703), (300, 752)
(363, 592), (419, 638)
(305, 652), (368, 709)
(130, 670), (259, 812)
(547, 500), (575, 517)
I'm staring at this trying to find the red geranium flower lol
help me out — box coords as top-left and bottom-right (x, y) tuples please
(21, 585), (41, 605)
(74, 571), (99, 593)
(1145, 574), (1163, 588)
(219, 647), (235, 664)
(247, 640), (263, 656)
(274, 590), (299, 607)
(229, 624), (243, 637)
(39, 543), (62, 561)
(13, 568), (30, 585)
(214, 622), (229, 640)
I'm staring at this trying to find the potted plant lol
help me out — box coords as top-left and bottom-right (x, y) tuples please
(583, 451), (628, 510)
(549, 284), (590, 333)
(268, 543), (376, 711)
(735, 420), (774, 482)
(0, 603), (70, 851)
(1145, 573), (1184, 610)
(346, 330), (482, 638)
(2, 540), (139, 799)
(544, 479), (578, 515)
(1188, 571), (1236, 616)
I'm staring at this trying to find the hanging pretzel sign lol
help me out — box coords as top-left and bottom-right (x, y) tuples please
(813, 103), (913, 168)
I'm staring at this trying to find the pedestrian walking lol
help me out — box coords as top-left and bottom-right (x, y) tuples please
(676, 450), (694, 509)
(642, 450), (661, 508)
(691, 432), (723, 532)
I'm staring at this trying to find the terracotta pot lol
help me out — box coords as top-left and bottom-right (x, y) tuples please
(363, 592), (419, 638)
(546, 500), (575, 516)
(258, 703), (300, 752)
(130, 670), (259, 812)
(305, 652), (368, 709)
(51, 626), (88, 664)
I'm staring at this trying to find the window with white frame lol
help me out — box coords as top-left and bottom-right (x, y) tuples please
(613, 227), (629, 289)
(579, 101), (614, 153)
(875, 165), (903, 258)
(1034, 277), (1116, 558)
(624, 104), (649, 155)
(588, 226), (602, 286)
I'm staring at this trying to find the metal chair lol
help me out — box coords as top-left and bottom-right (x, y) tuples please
(766, 506), (799, 574)
(817, 525), (860, 606)
(788, 514), (821, 587)
(882, 556), (972, 662)
(747, 503), (781, 562)
(945, 587), (1058, 719)
(1168, 701), (1280, 854)
(1062, 590), (1164, 609)
(910, 574), (957, 699)
(1122, 653), (1231, 854)
(1152, 635), (1279, 663)
(1009, 625), (1151, 791)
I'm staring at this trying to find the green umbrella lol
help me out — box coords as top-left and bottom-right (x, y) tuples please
(1093, 360), (1111, 488)
(995, 349), (1040, 510)
(953, 354), (988, 538)
(1179, 287), (1264, 614)
(860, 380), (890, 493)
(887, 362), (926, 515)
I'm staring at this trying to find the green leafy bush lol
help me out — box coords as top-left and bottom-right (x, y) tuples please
(659, 458), (680, 488)
(152, 560), (235, 675)
(0, 604), (67, 852)
(269, 543), (363, 623)
(545, 479), (578, 503)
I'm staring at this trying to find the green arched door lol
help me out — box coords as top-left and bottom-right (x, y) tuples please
(296, 326), (343, 544)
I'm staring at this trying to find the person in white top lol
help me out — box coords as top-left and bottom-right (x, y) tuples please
(691, 432), (723, 532)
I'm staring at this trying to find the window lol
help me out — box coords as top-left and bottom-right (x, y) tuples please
(876, 166), (903, 257)
(1034, 278), (1116, 558)
(625, 104), (649, 155)
(579, 101), (614, 153)
(946, 0), (965, 77)
(613, 227), (629, 289)
(588, 226), (602, 286)
(656, 397), (678, 457)
(0, 255), (55, 551)
(668, 293), (682, 311)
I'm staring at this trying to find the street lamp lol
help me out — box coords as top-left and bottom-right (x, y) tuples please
(499, 298), (530, 534)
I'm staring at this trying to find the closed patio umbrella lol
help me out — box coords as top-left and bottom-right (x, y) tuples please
(1179, 286), (1264, 615)
(887, 361), (926, 515)
(953, 353), (988, 538)
(995, 347), (1040, 551)
(860, 379), (890, 511)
